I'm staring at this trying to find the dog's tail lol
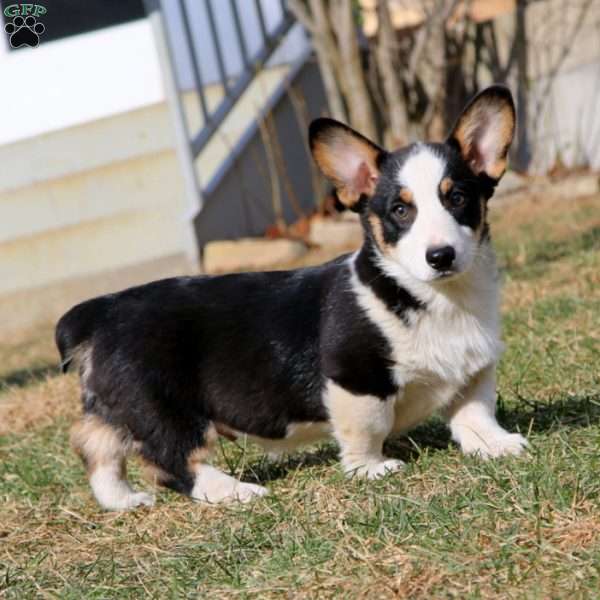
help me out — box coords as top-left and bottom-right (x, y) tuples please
(55, 296), (110, 373)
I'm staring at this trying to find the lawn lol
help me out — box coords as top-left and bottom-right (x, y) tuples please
(1, 187), (599, 599)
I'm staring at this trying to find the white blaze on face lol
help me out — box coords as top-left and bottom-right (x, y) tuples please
(392, 146), (477, 282)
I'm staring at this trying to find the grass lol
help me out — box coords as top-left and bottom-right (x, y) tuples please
(1, 189), (600, 599)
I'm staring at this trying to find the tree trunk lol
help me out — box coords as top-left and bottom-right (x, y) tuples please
(514, 0), (531, 171)
(288, 0), (348, 122)
(309, 0), (348, 122)
(331, 0), (377, 140)
(376, 0), (409, 147)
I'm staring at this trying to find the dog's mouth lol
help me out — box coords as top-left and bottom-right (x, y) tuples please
(430, 267), (463, 282)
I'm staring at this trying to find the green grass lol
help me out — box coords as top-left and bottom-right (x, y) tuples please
(1, 191), (599, 599)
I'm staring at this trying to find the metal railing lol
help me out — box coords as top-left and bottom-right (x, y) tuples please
(176, 0), (295, 157)
(144, 0), (297, 263)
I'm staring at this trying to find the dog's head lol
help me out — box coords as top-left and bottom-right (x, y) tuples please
(309, 86), (515, 284)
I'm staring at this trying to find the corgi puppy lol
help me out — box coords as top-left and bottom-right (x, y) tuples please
(56, 85), (526, 510)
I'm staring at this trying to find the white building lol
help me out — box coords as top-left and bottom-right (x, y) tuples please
(0, 1), (310, 334)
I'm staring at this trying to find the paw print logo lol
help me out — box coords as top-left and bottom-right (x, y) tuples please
(4, 15), (45, 48)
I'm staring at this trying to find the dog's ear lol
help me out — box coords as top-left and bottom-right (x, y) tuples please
(447, 85), (516, 181)
(309, 118), (384, 209)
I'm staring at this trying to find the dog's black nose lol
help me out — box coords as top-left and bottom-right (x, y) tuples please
(426, 245), (456, 271)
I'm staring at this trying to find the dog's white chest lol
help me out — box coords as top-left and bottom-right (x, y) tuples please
(396, 301), (501, 385)
(387, 295), (502, 433)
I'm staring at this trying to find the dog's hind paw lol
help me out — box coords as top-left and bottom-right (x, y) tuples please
(191, 465), (269, 504)
(194, 481), (269, 504)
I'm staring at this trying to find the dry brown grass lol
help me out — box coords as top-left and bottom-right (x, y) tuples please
(0, 374), (79, 436)
(502, 259), (600, 311)
(0, 323), (57, 377)
(490, 191), (600, 237)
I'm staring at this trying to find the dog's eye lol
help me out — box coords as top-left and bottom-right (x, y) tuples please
(393, 204), (410, 220)
(450, 192), (466, 208)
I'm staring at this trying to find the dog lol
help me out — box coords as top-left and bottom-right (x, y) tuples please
(56, 85), (527, 511)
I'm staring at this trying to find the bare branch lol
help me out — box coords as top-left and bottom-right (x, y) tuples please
(257, 114), (285, 231)
(286, 83), (325, 211)
(287, 0), (317, 35)
(532, 0), (594, 124)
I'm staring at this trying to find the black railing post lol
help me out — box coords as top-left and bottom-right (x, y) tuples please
(205, 0), (231, 96)
(178, 0), (210, 125)
(254, 0), (268, 43)
(148, 0), (298, 200)
(229, 0), (249, 69)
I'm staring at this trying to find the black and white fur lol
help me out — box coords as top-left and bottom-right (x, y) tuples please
(56, 86), (526, 510)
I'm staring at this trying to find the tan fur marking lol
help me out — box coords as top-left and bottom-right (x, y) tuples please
(368, 213), (388, 254)
(214, 422), (238, 441)
(337, 187), (359, 207)
(60, 342), (92, 376)
(78, 345), (93, 385)
(399, 188), (414, 204)
(71, 415), (132, 473)
(486, 158), (508, 180)
(73, 417), (155, 510)
(141, 460), (171, 486)
(187, 423), (218, 474)
(440, 177), (453, 195)
(312, 143), (338, 182)
(325, 380), (401, 478)
(496, 102), (515, 143)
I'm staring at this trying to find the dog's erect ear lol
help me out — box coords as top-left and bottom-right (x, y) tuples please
(309, 118), (384, 208)
(447, 85), (516, 181)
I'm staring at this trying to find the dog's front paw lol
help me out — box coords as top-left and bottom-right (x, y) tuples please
(460, 431), (528, 459)
(345, 458), (405, 479)
(102, 490), (154, 511)
(127, 491), (156, 508)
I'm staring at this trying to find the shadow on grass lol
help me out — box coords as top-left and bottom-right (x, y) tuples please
(240, 444), (340, 484)
(239, 393), (600, 484)
(0, 364), (59, 393)
(498, 393), (600, 434)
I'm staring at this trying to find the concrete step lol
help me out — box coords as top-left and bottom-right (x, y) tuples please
(0, 65), (289, 196)
(1, 65), (289, 244)
(0, 64), (291, 296)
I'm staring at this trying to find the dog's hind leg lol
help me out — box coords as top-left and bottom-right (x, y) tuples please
(185, 424), (269, 504)
(71, 415), (154, 510)
(139, 422), (268, 504)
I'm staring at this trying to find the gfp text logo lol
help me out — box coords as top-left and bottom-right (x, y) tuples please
(4, 4), (46, 48)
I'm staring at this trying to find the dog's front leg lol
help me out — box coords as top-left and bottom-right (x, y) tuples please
(326, 381), (403, 478)
(445, 365), (527, 458)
